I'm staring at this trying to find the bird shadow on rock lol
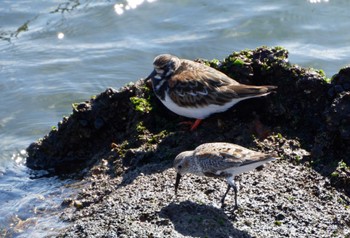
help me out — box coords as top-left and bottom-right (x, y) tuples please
(159, 201), (251, 238)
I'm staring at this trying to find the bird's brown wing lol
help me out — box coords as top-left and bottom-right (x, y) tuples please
(167, 61), (276, 108)
(194, 142), (273, 174)
(231, 84), (277, 97)
(167, 61), (240, 107)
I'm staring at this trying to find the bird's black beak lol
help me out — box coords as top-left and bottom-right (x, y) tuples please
(175, 173), (181, 195)
(144, 69), (156, 81)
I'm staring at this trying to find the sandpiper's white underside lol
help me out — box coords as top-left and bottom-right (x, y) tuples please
(162, 92), (270, 119)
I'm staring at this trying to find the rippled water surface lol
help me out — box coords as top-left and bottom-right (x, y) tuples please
(1, 0), (350, 236)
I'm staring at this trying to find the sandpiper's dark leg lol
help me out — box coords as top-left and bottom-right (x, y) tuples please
(221, 184), (231, 208)
(232, 183), (238, 210)
(175, 173), (181, 195)
(223, 176), (238, 210)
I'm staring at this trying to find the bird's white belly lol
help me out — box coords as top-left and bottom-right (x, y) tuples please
(162, 93), (247, 119)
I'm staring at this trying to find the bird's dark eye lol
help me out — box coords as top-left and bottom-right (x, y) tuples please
(178, 165), (182, 169)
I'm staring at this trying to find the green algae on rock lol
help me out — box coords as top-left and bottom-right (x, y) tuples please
(130, 96), (152, 113)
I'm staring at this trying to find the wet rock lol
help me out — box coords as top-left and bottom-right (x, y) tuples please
(93, 117), (104, 129)
(26, 84), (147, 173)
(329, 66), (350, 98)
(275, 213), (285, 221)
(61, 198), (74, 207)
(78, 119), (88, 127)
(325, 92), (350, 140)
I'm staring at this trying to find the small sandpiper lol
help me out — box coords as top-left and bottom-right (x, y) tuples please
(145, 54), (277, 130)
(174, 142), (277, 209)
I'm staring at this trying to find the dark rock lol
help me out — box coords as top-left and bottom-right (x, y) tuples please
(26, 84), (142, 173)
(329, 66), (350, 98)
(335, 85), (344, 93)
(94, 117), (104, 129)
(325, 92), (350, 140)
(344, 83), (350, 90)
(79, 119), (88, 127)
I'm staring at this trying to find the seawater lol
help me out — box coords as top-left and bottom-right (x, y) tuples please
(1, 0), (350, 236)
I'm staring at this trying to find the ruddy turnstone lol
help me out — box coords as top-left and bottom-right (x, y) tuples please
(145, 54), (277, 130)
(174, 142), (277, 209)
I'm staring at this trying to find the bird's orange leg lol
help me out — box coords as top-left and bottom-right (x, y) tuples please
(190, 119), (202, 131)
(178, 119), (202, 131)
